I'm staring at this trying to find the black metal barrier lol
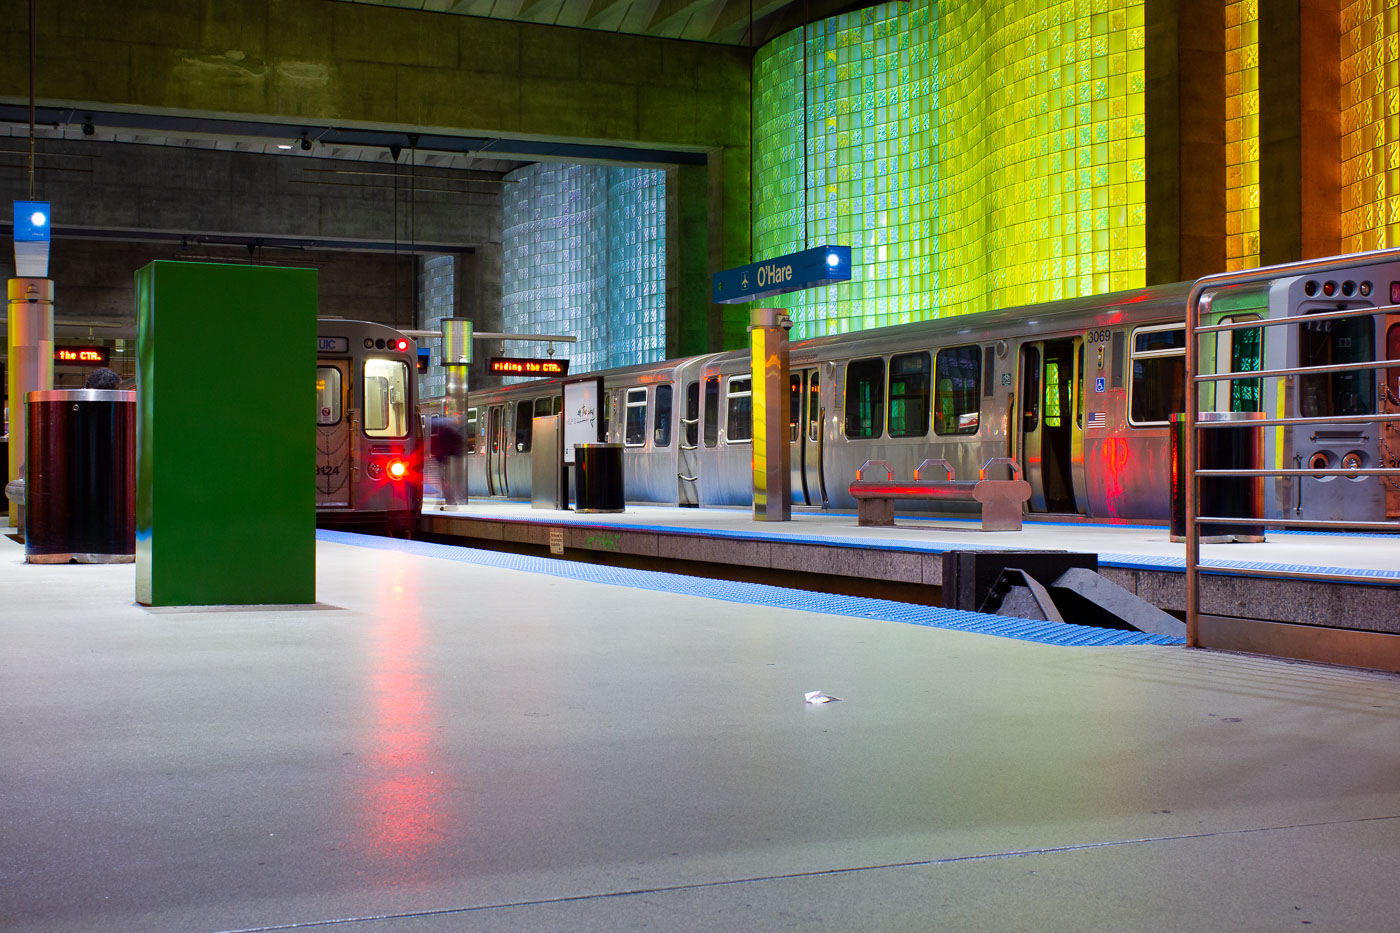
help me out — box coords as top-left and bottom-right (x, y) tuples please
(25, 389), (137, 563)
(1171, 411), (1266, 543)
(573, 442), (624, 513)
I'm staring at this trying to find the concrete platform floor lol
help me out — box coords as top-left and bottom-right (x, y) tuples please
(4, 531), (1400, 932)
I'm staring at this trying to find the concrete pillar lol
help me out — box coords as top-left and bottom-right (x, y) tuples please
(749, 307), (791, 522)
(6, 278), (54, 528)
(1260, 0), (1341, 265)
(1146, 0), (1226, 284)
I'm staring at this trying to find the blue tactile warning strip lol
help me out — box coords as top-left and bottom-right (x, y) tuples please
(319, 530), (1184, 647)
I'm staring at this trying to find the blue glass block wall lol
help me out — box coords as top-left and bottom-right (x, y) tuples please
(753, 0), (1147, 339)
(502, 163), (666, 376)
(416, 253), (455, 400)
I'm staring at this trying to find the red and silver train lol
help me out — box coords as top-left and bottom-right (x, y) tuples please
(459, 253), (1400, 527)
(315, 320), (423, 535)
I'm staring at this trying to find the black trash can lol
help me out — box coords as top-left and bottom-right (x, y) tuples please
(573, 442), (624, 513)
(1170, 411), (1266, 543)
(25, 389), (137, 563)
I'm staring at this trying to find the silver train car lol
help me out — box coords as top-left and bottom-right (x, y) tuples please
(316, 319), (423, 535)
(462, 255), (1400, 526)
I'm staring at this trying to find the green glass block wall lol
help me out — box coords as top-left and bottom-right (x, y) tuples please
(1225, 0), (1260, 271)
(1341, 1), (1399, 254)
(502, 163), (666, 375)
(753, 0), (1146, 339)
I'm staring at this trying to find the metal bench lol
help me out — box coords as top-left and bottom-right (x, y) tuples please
(848, 457), (1032, 531)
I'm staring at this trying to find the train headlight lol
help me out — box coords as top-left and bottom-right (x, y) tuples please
(1341, 451), (1365, 476)
(366, 459), (384, 479)
(387, 458), (408, 481)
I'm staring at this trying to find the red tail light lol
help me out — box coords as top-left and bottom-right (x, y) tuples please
(387, 458), (407, 481)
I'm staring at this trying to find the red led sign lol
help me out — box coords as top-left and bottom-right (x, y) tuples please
(54, 346), (109, 366)
(488, 357), (569, 377)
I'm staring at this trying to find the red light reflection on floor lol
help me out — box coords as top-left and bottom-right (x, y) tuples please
(359, 566), (450, 866)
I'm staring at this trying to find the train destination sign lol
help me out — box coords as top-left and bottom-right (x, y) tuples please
(712, 244), (852, 304)
(489, 356), (569, 377)
(54, 346), (108, 366)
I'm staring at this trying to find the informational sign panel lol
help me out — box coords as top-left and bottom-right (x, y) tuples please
(54, 346), (108, 366)
(489, 356), (569, 377)
(712, 244), (852, 304)
(562, 377), (603, 465)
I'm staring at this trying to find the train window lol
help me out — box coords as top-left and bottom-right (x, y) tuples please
(845, 358), (885, 439)
(554, 395), (564, 415)
(1076, 342), (1085, 428)
(934, 346), (981, 435)
(1389, 324), (1400, 405)
(1022, 347), (1041, 433)
(1044, 361), (1063, 427)
(807, 371), (821, 442)
(726, 377), (753, 443)
(889, 352), (931, 438)
(654, 384), (673, 447)
(1300, 314), (1376, 418)
(363, 358), (410, 438)
(534, 397), (553, 420)
(684, 382), (700, 448)
(515, 401), (533, 452)
(465, 408), (478, 454)
(625, 387), (648, 447)
(316, 367), (341, 425)
(1223, 318), (1263, 413)
(790, 374), (802, 442)
(1128, 325), (1185, 426)
(703, 376), (719, 447)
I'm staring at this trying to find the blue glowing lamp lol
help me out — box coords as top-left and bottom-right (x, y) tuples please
(13, 199), (51, 278)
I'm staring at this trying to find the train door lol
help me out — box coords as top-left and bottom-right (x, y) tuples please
(789, 367), (827, 506)
(486, 404), (508, 496)
(1019, 338), (1083, 513)
(679, 380), (700, 505)
(316, 360), (352, 508)
(1385, 315), (1400, 519)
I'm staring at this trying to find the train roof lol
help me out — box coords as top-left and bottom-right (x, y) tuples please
(470, 279), (1204, 397)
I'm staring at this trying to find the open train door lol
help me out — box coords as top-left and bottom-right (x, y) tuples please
(486, 404), (508, 496)
(315, 359), (352, 508)
(1385, 314), (1400, 519)
(1018, 338), (1085, 514)
(790, 367), (827, 507)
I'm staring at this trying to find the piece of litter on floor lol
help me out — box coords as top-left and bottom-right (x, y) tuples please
(805, 691), (840, 704)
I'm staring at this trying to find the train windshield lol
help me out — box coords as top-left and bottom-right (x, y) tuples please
(363, 358), (410, 437)
(1299, 314), (1375, 418)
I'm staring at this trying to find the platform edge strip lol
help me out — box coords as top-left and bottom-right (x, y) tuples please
(319, 531), (1184, 647)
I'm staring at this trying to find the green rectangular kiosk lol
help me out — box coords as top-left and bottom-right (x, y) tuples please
(135, 261), (317, 606)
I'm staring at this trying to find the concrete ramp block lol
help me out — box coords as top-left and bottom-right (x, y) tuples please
(991, 569), (1065, 623)
(1052, 568), (1187, 640)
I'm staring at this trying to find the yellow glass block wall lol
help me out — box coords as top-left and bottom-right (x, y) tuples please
(753, 0), (1146, 338)
(1341, 1), (1400, 254)
(1225, 0), (1260, 270)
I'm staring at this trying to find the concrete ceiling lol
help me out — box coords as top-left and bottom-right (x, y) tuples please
(329, 0), (877, 48)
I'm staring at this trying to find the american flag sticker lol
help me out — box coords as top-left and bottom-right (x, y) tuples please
(1087, 411), (1106, 429)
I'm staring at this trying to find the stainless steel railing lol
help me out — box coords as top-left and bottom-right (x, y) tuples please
(1184, 251), (1400, 646)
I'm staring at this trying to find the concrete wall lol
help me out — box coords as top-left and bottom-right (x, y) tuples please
(2, 0), (753, 352)
(15, 138), (502, 250)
